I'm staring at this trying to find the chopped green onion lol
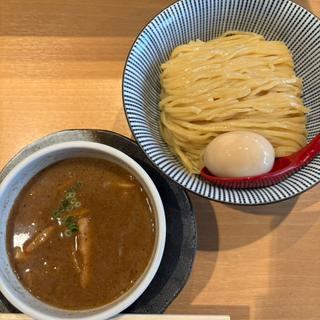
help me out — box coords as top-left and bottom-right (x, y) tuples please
(67, 191), (76, 198)
(52, 181), (83, 236)
(64, 229), (73, 237)
(74, 201), (81, 208)
(65, 205), (73, 212)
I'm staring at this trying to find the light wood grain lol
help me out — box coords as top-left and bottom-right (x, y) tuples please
(0, 1), (320, 320)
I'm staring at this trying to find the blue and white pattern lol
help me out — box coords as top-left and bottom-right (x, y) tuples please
(123, 0), (320, 205)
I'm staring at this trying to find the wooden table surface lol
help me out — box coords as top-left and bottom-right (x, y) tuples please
(1, 1), (320, 319)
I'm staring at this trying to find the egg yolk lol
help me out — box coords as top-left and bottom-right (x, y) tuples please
(203, 131), (275, 178)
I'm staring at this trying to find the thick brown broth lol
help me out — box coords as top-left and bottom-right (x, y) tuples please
(6, 158), (156, 310)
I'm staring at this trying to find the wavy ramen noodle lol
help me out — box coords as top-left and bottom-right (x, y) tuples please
(160, 32), (309, 174)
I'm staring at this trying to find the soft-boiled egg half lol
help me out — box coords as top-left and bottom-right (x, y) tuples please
(203, 131), (275, 178)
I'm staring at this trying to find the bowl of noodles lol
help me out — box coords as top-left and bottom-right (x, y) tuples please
(123, 0), (320, 205)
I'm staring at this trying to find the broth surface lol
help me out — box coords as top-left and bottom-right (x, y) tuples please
(6, 158), (156, 310)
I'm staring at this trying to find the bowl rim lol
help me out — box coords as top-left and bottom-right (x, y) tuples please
(0, 141), (166, 320)
(122, 0), (320, 205)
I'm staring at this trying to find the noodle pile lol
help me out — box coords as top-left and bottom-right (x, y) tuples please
(160, 32), (308, 174)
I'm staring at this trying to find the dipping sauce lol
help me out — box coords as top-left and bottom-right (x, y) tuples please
(6, 158), (156, 310)
(203, 131), (275, 177)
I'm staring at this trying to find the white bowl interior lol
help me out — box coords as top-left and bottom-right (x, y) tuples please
(123, 0), (320, 205)
(0, 141), (166, 320)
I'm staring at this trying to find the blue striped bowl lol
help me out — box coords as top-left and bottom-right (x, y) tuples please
(123, 0), (320, 205)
